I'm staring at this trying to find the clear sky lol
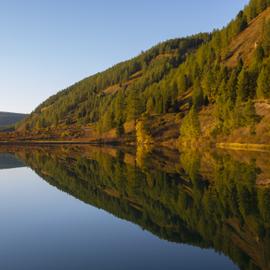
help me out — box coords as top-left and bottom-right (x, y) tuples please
(0, 0), (249, 113)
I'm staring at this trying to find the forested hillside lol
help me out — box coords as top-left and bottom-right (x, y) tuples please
(13, 0), (270, 147)
(18, 34), (209, 131)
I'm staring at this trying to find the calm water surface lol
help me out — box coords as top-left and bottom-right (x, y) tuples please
(0, 145), (269, 270)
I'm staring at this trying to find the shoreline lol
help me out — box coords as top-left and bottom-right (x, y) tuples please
(0, 140), (120, 146)
(1, 140), (270, 153)
(216, 143), (270, 152)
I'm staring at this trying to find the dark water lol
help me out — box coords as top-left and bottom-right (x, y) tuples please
(0, 145), (269, 270)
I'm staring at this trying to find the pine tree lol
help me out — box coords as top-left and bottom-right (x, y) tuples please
(258, 0), (268, 12)
(146, 96), (155, 114)
(256, 66), (270, 98)
(234, 11), (248, 35)
(237, 67), (250, 101)
(136, 118), (153, 145)
(262, 19), (270, 56)
(201, 70), (215, 101)
(162, 90), (170, 113)
(243, 99), (257, 134)
(114, 91), (126, 123)
(127, 90), (145, 121)
(178, 73), (189, 95)
(243, 99), (257, 123)
(192, 81), (204, 109)
(155, 96), (163, 114)
(102, 109), (114, 132)
(170, 81), (178, 108)
(180, 106), (201, 139)
(226, 70), (238, 102)
(254, 44), (265, 64)
(116, 120), (125, 137)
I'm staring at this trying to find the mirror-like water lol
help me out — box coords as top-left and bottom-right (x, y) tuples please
(0, 145), (269, 270)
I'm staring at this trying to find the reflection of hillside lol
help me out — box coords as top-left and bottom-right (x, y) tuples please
(0, 153), (25, 170)
(1, 145), (270, 270)
(216, 149), (270, 186)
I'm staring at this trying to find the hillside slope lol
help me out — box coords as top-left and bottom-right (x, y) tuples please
(18, 34), (209, 132)
(6, 0), (270, 148)
(225, 6), (270, 66)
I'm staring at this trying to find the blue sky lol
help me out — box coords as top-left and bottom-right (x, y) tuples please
(0, 0), (249, 113)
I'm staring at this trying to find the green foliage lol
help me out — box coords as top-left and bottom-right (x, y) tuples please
(262, 19), (270, 56)
(215, 95), (258, 135)
(192, 81), (204, 109)
(257, 61), (270, 98)
(234, 11), (248, 35)
(177, 73), (189, 95)
(127, 90), (145, 121)
(115, 120), (125, 138)
(180, 106), (201, 139)
(237, 67), (250, 101)
(21, 34), (209, 132)
(136, 118), (154, 145)
(18, 0), (270, 139)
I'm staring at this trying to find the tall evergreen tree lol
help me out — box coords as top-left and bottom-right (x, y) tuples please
(127, 90), (145, 121)
(262, 19), (270, 56)
(234, 11), (248, 34)
(177, 73), (189, 95)
(226, 70), (238, 102)
(257, 65), (270, 98)
(114, 91), (126, 124)
(180, 106), (201, 139)
(146, 96), (155, 114)
(237, 67), (250, 101)
(192, 81), (204, 109)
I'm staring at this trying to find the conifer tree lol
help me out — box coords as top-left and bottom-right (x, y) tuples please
(243, 99), (257, 134)
(127, 90), (145, 121)
(178, 73), (189, 95)
(237, 67), (250, 101)
(256, 66), (270, 98)
(234, 11), (248, 35)
(243, 99), (257, 123)
(180, 106), (201, 139)
(226, 70), (238, 102)
(262, 19), (270, 56)
(192, 81), (204, 109)
(254, 44), (265, 64)
(102, 109), (114, 132)
(146, 96), (155, 114)
(136, 118), (153, 145)
(116, 120), (125, 137)
(114, 91), (126, 124)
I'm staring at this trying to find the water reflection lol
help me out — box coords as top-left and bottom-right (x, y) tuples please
(1, 145), (270, 270)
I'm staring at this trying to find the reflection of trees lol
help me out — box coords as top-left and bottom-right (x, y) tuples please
(11, 146), (270, 270)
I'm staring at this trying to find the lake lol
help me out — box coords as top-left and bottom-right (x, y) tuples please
(0, 145), (269, 270)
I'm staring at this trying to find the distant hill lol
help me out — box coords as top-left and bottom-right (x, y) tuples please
(0, 112), (28, 128)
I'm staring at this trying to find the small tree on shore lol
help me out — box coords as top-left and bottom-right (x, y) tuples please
(180, 106), (201, 140)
